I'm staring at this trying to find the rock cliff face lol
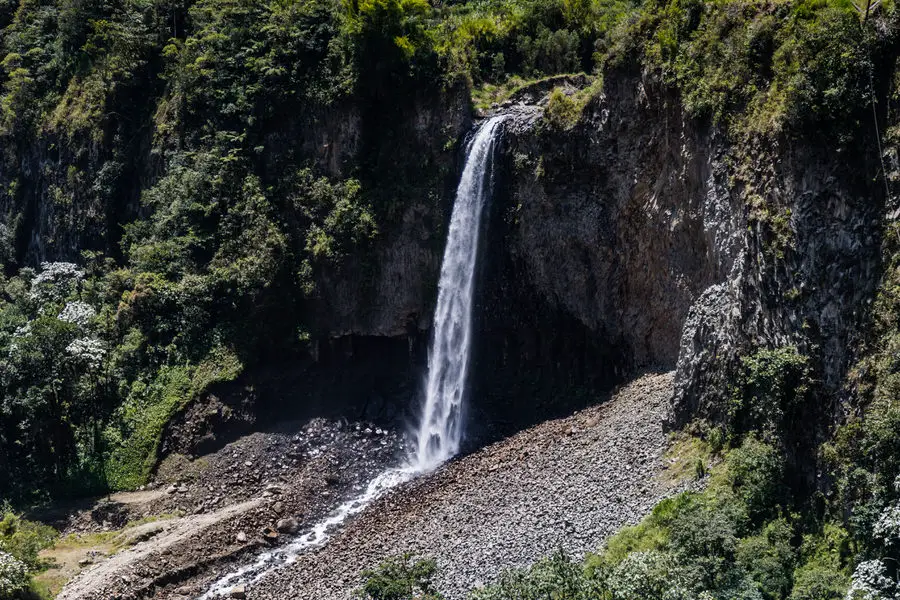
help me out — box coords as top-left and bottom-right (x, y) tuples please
(8, 63), (887, 443)
(478, 70), (884, 431)
(309, 85), (473, 339)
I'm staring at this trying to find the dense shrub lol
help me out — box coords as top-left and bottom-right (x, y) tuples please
(0, 506), (56, 598)
(0, 508), (56, 571)
(724, 435), (787, 524)
(729, 347), (813, 441)
(0, 551), (27, 598)
(356, 553), (442, 600)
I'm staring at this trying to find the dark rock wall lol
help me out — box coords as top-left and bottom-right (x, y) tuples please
(12, 64), (887, 448)
(483, 72), (882, 430)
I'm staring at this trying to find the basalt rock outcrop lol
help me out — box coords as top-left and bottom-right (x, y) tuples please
(480, 70), (884, 432)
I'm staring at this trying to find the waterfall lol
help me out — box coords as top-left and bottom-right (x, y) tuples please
(411, 115), (506, 471)
(195, 116), (505, 599)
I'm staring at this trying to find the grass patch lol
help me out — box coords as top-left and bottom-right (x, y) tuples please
(541, 77), (604, 130)
(472, 75), (532, 111)
(661, 431), (718, 485)
(103, 346), (242, 491)
(471, 72), (597, 112)
(32, 513), (179, 598)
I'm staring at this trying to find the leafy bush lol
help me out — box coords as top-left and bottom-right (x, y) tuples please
(0, 507), (56, 570)
(103, 348), (242, 490)
(730, 347), (813, 440)
(789, 566), (848, 600)
(543, 87), (582, 129)
(723, 435), (786, 524)
(613, 0), (875, 142)
(470, 549), (593, 600)
(605, 550), (693, 600)
(0, 551), (27, 598)
(356, 553), (442, 600)
(736, 519), (797, 600)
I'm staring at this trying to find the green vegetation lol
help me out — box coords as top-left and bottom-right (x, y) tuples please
(615, 0), (878, 141)
(0, 2), (897, 599)
(0, 505), (57, 599)
(27, 513), (178, 599)
(365, 439), (852, 600)
(0, 0), (417, 503)
(0, 0), (891, 507)
(356, 553), (443, 600)
(729, 346), (815, 442)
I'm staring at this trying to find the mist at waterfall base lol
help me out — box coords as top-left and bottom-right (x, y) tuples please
(196, 116), (505, 599)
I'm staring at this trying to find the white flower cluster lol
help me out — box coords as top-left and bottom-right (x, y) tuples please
(846, 559), (898, 600)
(607, 551), (694, 600)
(874, 503), (900, 545)
(32, 261), (83, 286)
(66, 337), (105, 367)
(8, 323), (31, 354)
(0, 551), (27, 596)
(58, 301), (96, 327)
(30, 261), (84, 300)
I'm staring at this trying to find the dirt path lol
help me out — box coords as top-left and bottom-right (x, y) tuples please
(52, 419), (406, 600)
(56, 500), (261, 600)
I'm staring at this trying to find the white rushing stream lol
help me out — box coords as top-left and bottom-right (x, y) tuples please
(198, 115), (506, 599)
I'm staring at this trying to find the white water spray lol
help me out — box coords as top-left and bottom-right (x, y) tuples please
(196, 116), (505, 598)
(411, 115), (505, 471)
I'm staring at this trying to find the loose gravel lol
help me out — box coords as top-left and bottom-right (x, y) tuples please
(56, 371), (681, 600)
(56, 419), (405, 600)
(246, 371), (680, 600)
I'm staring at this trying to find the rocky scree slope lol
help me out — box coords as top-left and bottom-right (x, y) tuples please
(55, 371), (682, 600)
(55, 419), (405, 600)
(241, 372), (683, 600)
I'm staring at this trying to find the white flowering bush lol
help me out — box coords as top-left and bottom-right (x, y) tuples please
(0, 550), (27, 596)
(606, 551), (693, 600)
(846, 560), (898, 600)
(58, 301), (96, 327)
(66, 337), (106, 367)
(873, 504), (900, 545)
(29, 261), (84, 301)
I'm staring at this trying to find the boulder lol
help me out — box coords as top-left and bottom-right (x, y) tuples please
(276, 517), (299, 534)
(230, 585), (246, 599)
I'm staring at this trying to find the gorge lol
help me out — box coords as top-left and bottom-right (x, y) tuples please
(0, 1), (899, 599)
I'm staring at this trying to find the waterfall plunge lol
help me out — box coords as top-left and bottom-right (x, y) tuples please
(411, 115), (506, 472)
